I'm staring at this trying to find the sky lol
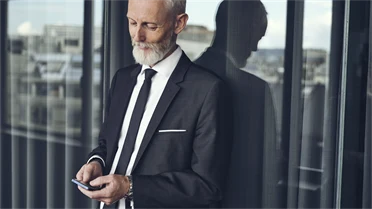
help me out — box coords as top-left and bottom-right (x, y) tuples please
(8, 0), (332, 50)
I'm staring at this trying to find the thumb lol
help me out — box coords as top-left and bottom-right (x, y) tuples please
(90, 175), (110, 186)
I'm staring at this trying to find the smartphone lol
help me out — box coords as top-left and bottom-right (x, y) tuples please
(71, 178), (102, 191)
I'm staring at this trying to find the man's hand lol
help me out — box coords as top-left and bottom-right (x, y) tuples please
(76, 161), (103, 183)
(77, 174), (130, 206)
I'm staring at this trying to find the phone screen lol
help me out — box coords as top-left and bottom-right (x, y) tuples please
(71, 178), (102, 191)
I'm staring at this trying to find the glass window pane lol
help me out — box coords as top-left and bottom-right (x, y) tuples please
(179, 1), (286, 207)
(3, 0), (103, 207)
(298, 1), (333, 208)
(3, 0), (371, 208)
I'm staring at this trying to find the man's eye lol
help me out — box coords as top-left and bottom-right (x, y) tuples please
(146, 24), (158, 30)
(130, 22), (137, 26)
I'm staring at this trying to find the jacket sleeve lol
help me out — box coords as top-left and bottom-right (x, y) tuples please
(132, 80), (233, 208)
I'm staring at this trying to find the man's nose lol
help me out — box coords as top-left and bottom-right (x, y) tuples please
(133, 26), (145, 42)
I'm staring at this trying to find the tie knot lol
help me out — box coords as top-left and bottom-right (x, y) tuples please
(144, 68), (157, 81)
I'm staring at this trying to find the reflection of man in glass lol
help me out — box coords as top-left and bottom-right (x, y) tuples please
(196, 0), (268, 70)
(195, 0), (280, 208)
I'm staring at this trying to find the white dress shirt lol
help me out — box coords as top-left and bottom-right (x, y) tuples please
(98, 47), (182, 209)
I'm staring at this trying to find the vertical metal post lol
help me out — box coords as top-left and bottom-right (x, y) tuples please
(0, 0), (7, 206)
(103, 0), (133, 120)
(82, 0), (94, 148)
(320, 1), (345, 208)
(102, 0), (111, 122)
(109, 0), (134, 81)
(362, 1), (372, 207)
(83, 0), (94, 207)
(281, 0), (304, 208)
(335, 0), (350, 208)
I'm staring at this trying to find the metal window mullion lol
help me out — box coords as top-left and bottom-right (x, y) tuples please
(81, 0), (94, 153)
(281, 0), (305, 208)
(0, 1), (8, 207)
(82, 0), (95, 207)
(335, 0), (350, 208)
(109, 1), (134, 79)
(362, 1), (372, 209)
(320, 1), (346, 208)
(362, 1), (372, 207)
(102, 0), (111, 122)
(102, 0), (133, 120)
(0, 1), (6, 127)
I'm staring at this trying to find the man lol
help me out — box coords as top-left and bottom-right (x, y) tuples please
(195, 1), (281, 208)
(75, 0), (231, 208)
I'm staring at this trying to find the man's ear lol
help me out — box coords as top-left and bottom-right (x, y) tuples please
(174, 13), (189, 35)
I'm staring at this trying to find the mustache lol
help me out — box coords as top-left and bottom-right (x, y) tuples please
(132, 41), (155, 48)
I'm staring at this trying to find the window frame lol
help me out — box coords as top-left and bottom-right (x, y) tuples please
(0, 0), (8, 206)
(281, 0), (305, 207)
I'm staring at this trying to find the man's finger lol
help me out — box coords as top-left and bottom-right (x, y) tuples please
(90, 175), (112, 186)
(76, 165), (85, 181)
(82, 164), (93, 182)
(77, 185), (109, 199)
(77, 185), (94, 198)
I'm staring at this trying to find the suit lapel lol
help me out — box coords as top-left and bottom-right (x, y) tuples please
(106, 65), (141, 168)
(132, 53), (192, 170)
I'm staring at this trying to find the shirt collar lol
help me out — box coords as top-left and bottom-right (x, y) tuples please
(140, 46), (182, 79)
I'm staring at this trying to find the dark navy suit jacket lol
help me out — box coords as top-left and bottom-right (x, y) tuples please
(88, 52), (232, 208)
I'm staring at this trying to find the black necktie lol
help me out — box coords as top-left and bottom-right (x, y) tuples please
(103, 69), (156, 209)
(115, 68), (157, 175)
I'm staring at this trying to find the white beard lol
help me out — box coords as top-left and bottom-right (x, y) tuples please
(132, 35), (174, 66)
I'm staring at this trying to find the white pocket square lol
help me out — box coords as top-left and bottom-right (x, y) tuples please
(158, 129), (187, 133)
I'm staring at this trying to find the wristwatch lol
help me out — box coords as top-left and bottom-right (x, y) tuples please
(124, 175), (133, 200)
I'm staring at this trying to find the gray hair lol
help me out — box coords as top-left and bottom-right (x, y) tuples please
(164, 0), (187, 17)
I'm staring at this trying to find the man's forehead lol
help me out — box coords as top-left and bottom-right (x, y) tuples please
(127, 0), (169, 21)
(127, 0), (167, 10)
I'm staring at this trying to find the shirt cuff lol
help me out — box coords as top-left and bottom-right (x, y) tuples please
(87, 155), (106, 168)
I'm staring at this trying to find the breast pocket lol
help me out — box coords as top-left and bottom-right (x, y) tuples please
(157, 129), (187, 133)
(154, 130), (187, 140)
